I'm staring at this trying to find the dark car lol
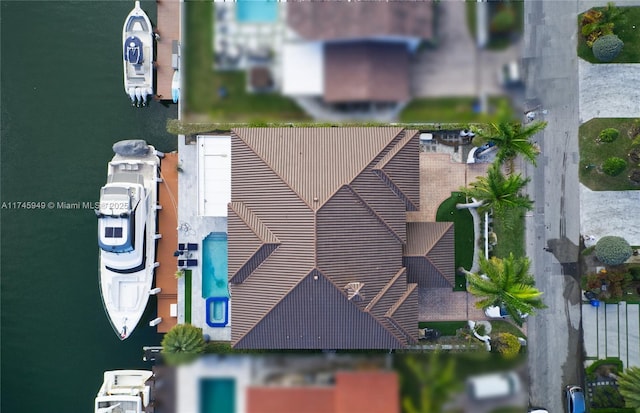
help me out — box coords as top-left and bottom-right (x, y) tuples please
(565, 385), (586, 413)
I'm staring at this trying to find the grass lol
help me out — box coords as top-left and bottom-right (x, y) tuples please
(491, 208), (526, 259)
(418, 321), (469, 336)
(579, 118), (640, 191)
(578, 7), (640, 63)
(436, 192), (475, 290)
(490, 320), (526, 339)
(400, 97), (512, 124)
(184, 1), (309, 122)
(184, 270), (192, 324)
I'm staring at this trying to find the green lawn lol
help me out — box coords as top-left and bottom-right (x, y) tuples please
(464, 0), (523, 51)
(436, 192), (475, 290)
(490, 320), (526, 339)
(579, 118), (640, 191)
(418, 321), (469, 336)
(400, 97), (512, 124)
(184, 270), (192, 324)
(184, 2), (309, 122)
(578, 7), (640, 63)
(491, 208), (526, 259)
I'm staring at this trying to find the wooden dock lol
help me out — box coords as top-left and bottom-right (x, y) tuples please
(156, 152), (179, 333)
(155, 0), (180, 100)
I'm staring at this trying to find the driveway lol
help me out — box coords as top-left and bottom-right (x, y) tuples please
(580, 184), (640, 245)
(410, 1), (521, 97)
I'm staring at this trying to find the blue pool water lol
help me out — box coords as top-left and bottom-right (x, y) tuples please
(236, 0), (278, 23)
(202, 232), (229, 299)
(200, 379), (235, 413)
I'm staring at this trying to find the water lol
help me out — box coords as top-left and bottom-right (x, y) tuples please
(236, 0), (278, 23)
(202, 232), (229, 298)
(1, 2), (177, 411)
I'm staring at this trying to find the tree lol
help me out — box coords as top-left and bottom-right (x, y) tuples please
(161, 323), (206, 365)
(595, 236), (633, 265)
(400, 352), (461, 413)
(459, 162), (533, 217)
(617, 366), (640, 411)
(466, 254), (546, 326)
(472, 114), (546, 173)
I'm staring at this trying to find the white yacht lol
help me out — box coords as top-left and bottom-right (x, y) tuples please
(123, 1), (154, 107)
(97, 140), (161, 340)
(94, 370), (153, 413)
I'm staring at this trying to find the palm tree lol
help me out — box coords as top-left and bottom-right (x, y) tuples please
(617, 366), (640, 411)
(458, 162), (533, 217)
(466, 253), (546, 326)
(400, 352), (460, 413)
(473, 117), (546, 173)
(161, 323), (206, 365)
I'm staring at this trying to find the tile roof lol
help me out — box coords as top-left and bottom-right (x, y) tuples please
(403, 222), (456, 288)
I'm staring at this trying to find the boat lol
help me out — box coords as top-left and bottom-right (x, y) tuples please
(95, 370), (153, 413)
(171, 70), (180, 103)
(123, 1), (154, 107)
(97, 140), (161, 340)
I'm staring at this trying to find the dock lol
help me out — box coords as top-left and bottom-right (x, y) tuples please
(155, 0), (180, 101)
(156, 152), (179, 333)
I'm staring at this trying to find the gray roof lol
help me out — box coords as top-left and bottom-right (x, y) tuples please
(228, 127), (420, 349)
(403, 222), (456, 288)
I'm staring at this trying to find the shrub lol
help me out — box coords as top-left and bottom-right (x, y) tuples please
(632, 135), (640, 147)
(595, 236), (633, 265)
(599, 127), (620, 142)
(591, 385), (626, 408)
(592, 34), (624, 62)
(629, 147), (640, 164)
(629, 266), (640, 281)
(602, 157), (627, 176)
(161, 323), (206, 365)
(492, 332), (521, 359)
(490, 5), (516, 34)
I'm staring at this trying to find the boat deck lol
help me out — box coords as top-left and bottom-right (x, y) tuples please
(155, 0), (180, 101)
(156, 152), (179, 333)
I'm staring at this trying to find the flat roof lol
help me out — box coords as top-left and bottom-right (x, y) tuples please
(198, 135), (231, 217)
(282, 42), (324, 96)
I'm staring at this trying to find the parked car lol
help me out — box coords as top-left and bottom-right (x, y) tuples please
(484, 305), (529, 320)
(565, 385), (586, 413)
(467, 371), (521, 400)
(528, 408), (549, 413)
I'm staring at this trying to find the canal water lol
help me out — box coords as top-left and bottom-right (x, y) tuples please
(1, 2), (178, 411)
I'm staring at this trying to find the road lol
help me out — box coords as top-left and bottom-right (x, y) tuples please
(522, 1), (584, 411)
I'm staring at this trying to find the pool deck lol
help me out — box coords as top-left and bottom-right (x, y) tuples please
(155, 0), (180, 101)
(177, 135), (230, 341)
(156, 152), (179, 333)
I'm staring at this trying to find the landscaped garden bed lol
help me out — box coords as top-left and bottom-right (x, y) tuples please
(585, 358), (635, 412)
(465, 0), (523, 50)
(578, 4), (640, 63)
(579, 118), (640, 191)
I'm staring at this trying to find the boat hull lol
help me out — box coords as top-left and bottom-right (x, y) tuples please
(123, 1), (154, 106)
(98, 144), (160, 340)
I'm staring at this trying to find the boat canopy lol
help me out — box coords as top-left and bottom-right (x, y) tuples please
(124, 36), (143, 64)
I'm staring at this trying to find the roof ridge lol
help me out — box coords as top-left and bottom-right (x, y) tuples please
(229, 201), (281, 244)
(385, 283), (417, 319)
(364, 267), (406, 312)
(423, 255), (454, 288)
(343, 185), (404, 244)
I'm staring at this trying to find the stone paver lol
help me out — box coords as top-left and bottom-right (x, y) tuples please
(579, 184), (640, 246)
(418, 287), (487, 322)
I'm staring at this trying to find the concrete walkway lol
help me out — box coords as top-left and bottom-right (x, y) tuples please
(582, 302), (640, 368)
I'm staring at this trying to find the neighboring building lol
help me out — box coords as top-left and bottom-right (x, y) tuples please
(247, 371), (399, 413)
(283, 1), (434, 105)
(228, 127), (421, 349)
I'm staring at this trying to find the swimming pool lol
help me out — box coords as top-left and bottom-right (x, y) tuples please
(236, 0), (278, 23)
(202, 232), (229, 299)
(200, 378), (235, 413)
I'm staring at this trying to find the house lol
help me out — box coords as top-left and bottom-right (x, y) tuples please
(228, 127), (421, 349)
(283, 1), (434, 104)
(247, 371), (400, 413)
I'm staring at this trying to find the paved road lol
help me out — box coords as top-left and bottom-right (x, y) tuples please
(522, 1), (584, 411)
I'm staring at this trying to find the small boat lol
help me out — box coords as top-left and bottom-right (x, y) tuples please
(123, 1), (154, 107)
(97, 140), (161, 340)
(94, 370), (153, 413)
(171, 70), (180, 103)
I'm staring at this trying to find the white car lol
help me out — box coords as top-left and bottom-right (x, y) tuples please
(498, 61), (522, 87)
(484, 305), (528, 320)
(467, 371), (521, 400)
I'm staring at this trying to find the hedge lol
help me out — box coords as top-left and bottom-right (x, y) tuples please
(599, 128), (620, 143)
(603, 157), (628, 176)
(592, 34), (624, 62)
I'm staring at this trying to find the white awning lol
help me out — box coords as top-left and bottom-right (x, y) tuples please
(282, 42), (324, 96)
(198, 136), (231, 217)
